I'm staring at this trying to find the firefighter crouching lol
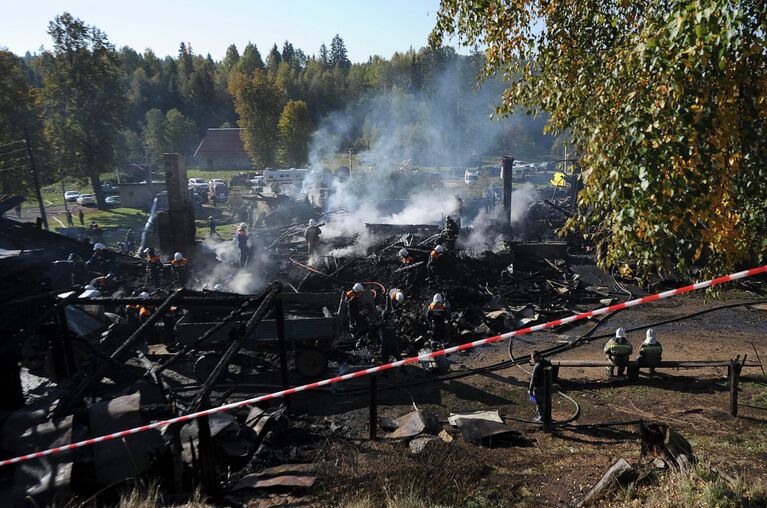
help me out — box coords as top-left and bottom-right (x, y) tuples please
(604, 327), (633, 376)
(638, 328), (663, 374)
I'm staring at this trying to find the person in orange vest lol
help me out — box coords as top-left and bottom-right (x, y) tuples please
(388, 288), (405, 315)
(144, 248), (163, 288)
(425, 293), (451, 346)
(426, 244), (446, 281)
(126, 291), (151, 327)
(398, 248), (415, 265)
(171, 252), (190, 287)
(346, 282), (376, 332)
(163, 305), (180, 343)
(398, 247), (421, 287)
(138, 292), (153, 323)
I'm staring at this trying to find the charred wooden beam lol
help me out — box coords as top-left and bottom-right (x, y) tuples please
(189, 282), (281, 412)
(152, 295), (263, 375)
(55, 289), (183, 416)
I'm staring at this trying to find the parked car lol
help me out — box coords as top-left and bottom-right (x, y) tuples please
(77, 193), (96, 206)
(104, 195), (121, 207)
(189, 178), (208, 189)
(64, 191), (80, 202)
(101, 183), (118, 195)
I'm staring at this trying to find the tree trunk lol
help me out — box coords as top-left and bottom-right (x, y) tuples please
(90, 166), (105, 210)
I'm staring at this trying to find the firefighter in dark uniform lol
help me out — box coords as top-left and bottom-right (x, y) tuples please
(443, 216), (459, 251)
(171, 252), (190, 287)
(638, 328), (663, 375)
(425, 293), (450, 347)
(604, 327), (633, 376)
(528, 350), (551, 422)
(304, 218), (322, 256)
(346, 282), (376, 333)
(426, 244), (446, 282)
(144, 248), (163, 289)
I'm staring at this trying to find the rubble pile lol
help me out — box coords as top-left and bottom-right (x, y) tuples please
(0, 170), (609, 504)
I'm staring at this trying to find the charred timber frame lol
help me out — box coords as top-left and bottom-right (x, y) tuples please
(152, 294), (265, 375)
(55, 289), (184, 416)
(189, 282), (282, 412)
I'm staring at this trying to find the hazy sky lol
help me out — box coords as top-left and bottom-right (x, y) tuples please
(0, 0), (459, 62)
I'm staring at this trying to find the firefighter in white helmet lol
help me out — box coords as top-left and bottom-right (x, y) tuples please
(638, 328), (663, 375)
(171, 251), (189, 287)
(604, 327), (633, 376)
(388, 288), (405, 315)
(425, 293), (451, 346)
(345, 282), (376, 333)
(427, 244), (446, 282)
(86, 242), (113, 275)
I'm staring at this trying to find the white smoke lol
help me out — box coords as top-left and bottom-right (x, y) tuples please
(196, 235), (268, 293)
(510, 182), (539, 225)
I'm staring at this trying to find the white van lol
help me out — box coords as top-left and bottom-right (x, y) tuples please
(263, 168), (308, 184)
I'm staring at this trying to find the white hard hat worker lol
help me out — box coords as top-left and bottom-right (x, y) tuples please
(352, 282), (364, 293)
(434, 244), (445, 254)
(398, 248), (409, 257)
(93, 243), (106, 251)
(309, 218), (317, 227)
(139, 291), (150, 299)
(239, 223), (247, 230)
(615, 327), (626, 340)
(644, 328), (657, 345)
(396, 291), (405, 303)
(433, 293), (444, 304)
(174, 252), (183, 261)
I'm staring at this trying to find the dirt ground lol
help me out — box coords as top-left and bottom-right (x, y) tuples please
(237, 289), (767, 507)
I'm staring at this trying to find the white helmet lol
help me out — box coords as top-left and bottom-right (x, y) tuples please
(93, 243), (106, 251)
(396, 291), (405, 303)
(615, 327), (626, 339)
(239, 223), (247, 230)
(139, 291), (150, 299)
(434, 244), (445, 254)
(352, 282), (364, 293)
(433, 293), (444, 303)
(309, 219), (317, 226)
(644, 328), (657, 345)
(398, 248), (409, 257)
(174, 252), (183, 261)
(213, 284), (223, 291)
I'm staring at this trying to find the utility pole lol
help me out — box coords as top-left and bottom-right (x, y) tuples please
(24, 128), (48, 230)
(348, 148), (353, 173)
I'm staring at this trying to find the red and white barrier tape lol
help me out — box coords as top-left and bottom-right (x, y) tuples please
(2, 264), (765, 467)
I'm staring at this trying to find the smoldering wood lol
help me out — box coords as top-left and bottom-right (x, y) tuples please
(189, 283), (281, 412)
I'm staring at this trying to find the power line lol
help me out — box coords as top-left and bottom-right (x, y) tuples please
(0, 157), (29, 167)
(0, 139), (24, 150)
(0, 147), (27, 159)
(0, 164), (30, 173)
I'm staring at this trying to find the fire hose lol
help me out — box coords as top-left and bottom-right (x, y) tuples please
(0, 265), (765, 467)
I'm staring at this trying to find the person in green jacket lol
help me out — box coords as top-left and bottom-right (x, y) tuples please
(604, 327), (633, 376)
(638, 328), (663, 375)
